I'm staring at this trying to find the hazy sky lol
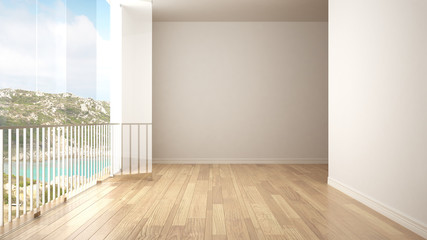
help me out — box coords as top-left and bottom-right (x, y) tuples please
(0, 0), (111, 101)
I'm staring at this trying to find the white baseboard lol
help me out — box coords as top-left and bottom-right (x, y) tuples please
(153, 158), (328, 164)
(328, 177), (427, 239)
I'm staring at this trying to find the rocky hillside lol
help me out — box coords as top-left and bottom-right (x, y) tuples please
(0, 88), (110, 126)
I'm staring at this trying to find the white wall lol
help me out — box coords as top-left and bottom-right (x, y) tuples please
(329, 0), (427, 237)
(110, 1), (153, 174)
(153, 22), (328, 163)
(122, 2), (153, 173)
(110, 0), (122, 124)
(110, 1), (152, 124)
(122, 3), (152, 124)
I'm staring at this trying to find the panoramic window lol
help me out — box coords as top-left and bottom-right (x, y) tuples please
(0, 0), (112, 221)
(0, 0), (111, 126)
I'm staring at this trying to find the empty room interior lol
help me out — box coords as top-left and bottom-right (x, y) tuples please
(0, 0), (426, 239)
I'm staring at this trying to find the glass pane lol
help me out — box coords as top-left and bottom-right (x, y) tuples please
(66, 0), (97, 101)
(0, 0), (110, 126)
(0, 0), (37, 126)
(96, 0), (111, 103)
(37, 0), (67, 94)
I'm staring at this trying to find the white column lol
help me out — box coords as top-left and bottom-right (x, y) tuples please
(110, 0), (152, 174)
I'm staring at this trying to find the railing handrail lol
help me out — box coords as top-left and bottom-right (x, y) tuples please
(0, 122), (152, 130)
(0, 121), (152, 227)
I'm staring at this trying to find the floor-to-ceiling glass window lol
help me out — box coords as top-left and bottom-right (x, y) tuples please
(0, 0), (110, 126)
(0, 0), (110, 222)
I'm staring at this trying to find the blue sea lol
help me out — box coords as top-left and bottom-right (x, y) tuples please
(3, 159), (111, 182)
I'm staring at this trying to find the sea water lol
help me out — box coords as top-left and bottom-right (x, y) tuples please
(3, 159), (111, 182)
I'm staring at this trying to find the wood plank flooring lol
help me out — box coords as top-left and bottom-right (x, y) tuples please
(0, 164), (423, 240)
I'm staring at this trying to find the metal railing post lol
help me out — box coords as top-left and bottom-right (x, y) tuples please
(8, 129), (12, 222)
(16, 129), (20, 219)
(30, 128), (33, 211)
(23, 128), (27, 214)
(0, 129), (3, 226)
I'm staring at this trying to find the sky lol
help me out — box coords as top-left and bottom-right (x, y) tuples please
(0, 0), (111, 101)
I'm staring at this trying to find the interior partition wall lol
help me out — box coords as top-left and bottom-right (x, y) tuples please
(110, 0), (153, 175)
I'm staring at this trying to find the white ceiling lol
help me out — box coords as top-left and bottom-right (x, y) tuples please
(153, 0), (328, 22)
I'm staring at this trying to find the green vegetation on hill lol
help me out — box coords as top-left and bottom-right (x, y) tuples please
(0, 88), (110, 126)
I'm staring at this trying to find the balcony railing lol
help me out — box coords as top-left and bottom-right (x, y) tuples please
(0, 123), (152, 226)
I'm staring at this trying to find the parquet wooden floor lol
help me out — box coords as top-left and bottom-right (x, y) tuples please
(0, 164), (423, 239)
